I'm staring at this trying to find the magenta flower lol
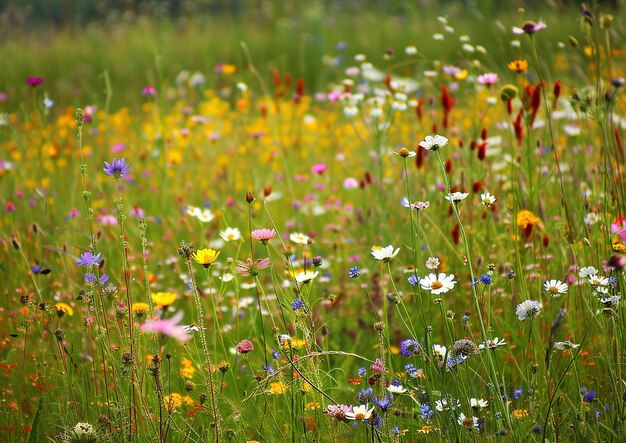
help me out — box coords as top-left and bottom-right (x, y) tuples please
(370, 358), (385, 373)
(513, 20), (547, 35)
(140, 311), (192, 343)
(311, 163), (328, 175)
(27, 76), (44, 87)
(236, 339), (254, 354)
(142, 84), (156, 96)
(612, 217), (626, 242)
(251, 228), (276, 245)
(103, 158), (131, 178)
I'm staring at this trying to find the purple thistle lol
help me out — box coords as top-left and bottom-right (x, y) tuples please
(76, 252), (102, 266)
(103, 158), (131, 178)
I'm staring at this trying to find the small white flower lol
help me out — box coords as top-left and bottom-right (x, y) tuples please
(435, 397), (460, 411)
(219, 227), (242, 242)
(419, 134), (449, 151)
(553, 341), (580, 350)
(295, 271), (319, 284)
(470, 398), (489, 410)
(516, 300), (542, 321)
(196, 208), (214, 223)
(578, 266), (598, 278)
(479, 337), (506, 350)
(588, 275), (609, 286)
(405, 45), (418, 55)
(462, 43), (475, 53)
(432, 344), (447, 359)
(425, 257), (440, 270)
(445, 192), (469, 203)
(420, 273), (457, 295)
(186, 206), (201, 217)
(387, 384), (407, 394)
(290, 232), (310, 245)
(480, 192), (496, 208)
(458, 413), (480, 430)
(220, 273), (234, 282)
(544, 279), (568, 296)
(433, 33), (445, 41)
(343, 105), (358, 118)
(73, 422), (96, 439)
(371, 245), (400, 262)
(182, 324), (201, 333)
(599, 294), (620, 307)
(346, 404), (374, 421)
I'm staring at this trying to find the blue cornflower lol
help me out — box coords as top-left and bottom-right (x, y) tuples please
(419, 404), (434, 420)
(391, 425), (400, 435)
(357, 387), (372, 403)
(512, 388), (524, 400)
(262, 364), (276, 376)
(271, 349), (280, 359)
(608, 276), (618, 287)
(31, 264), (42, 273)
(84, 273), (109, 285)
(348, 266), (360, 278)
(405, 363), (418, 378)
(374, 394), (392, 412)
(103, 158), (131, 178)
(580, 386), (588, 395)
(480, 274), (492, 285)
(76, 252), (102, 266)
(357, 366), (366, 376)
(399, 338), (420, 357)
(291, 298), (305, 311)
(408, 274), (420, 286)
(583, 391), (596, 403)
(532, 425), (542, 433)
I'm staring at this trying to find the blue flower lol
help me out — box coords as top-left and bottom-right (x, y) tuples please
(291, 298), (305, 311)
(357, 366), (366, 376)
(271, 349), (280, 359)
(480, 274), (492, 285)
(512, 388), (523, 400)
(374, 394), (392, 412)
(408, 274), (420, 286)
(76, 252), (102, 266)
(399, 338), (420, 357)
(583, 391), (596, 403)
(103, 158), (131, 178)
(419, 404), (434, 420)
(357, 387), (372, 403)
(348, 266), (360, 278)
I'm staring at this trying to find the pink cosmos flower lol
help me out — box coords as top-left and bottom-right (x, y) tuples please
(611, 217), (626, 242)
(251, 228), (276, 244)
(140, 311), (192, 343)
(234, 257), (271, 276)
(477, 73), (499, 86)
(343, 178), (359, 189)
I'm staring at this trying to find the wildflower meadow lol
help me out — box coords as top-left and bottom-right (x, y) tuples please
(1, 1), (626, 441)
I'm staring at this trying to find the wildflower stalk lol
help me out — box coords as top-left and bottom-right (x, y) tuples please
(180, 242), (220, 442)
(402, 158), (421, 281)
(434, 150), (514, 432)
(139, 218), (159, 355)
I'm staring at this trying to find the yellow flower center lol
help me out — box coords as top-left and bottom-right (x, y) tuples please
(549, 286), (558, 294)
(354, 412), (365, 420)
(432, 281), (443, 290)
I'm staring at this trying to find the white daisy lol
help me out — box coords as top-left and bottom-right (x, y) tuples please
(425, 257), (440, 270)
(420, 273), (457, 295)
(445, 192), (469, 203)
(294, 271), (319, 284)
(588, 275), (609, 287)
(219, 227), (242, 242)
(479, 337), (506, 350)
(578, 266), (598, 278)
(480, 192), (496, 207)
(290, 232), (310, 245)
(470, 398), (489, 410)
(553, 341), (580, 350)
(515, 300), (542, 321)
(435, 397), (460, 411)
(196, 208), (214, 223)
(387, 384), (407, 394)
(458, 412), (480, 430)
(544, 279), (568, 296)
(371, 245), (400, 262)
(419, 134), (449, 151)
(345, 404), (374, 421)
(432, 344), (447, 359)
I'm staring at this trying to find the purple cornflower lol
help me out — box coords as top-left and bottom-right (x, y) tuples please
(271, 349), (280, 359)
(76, 252), (102, 266)
(480, 274), (492, 285)
(408, 274), (420, 286)
(374, 394), (392, 412)
(84, 273), (109, 284)
(512, 388), (524, 400)
(357, 387), (373, 403)
(103, 158), (131, 178)
(348, 266), (360, 278)
(399, 338), (420, 357)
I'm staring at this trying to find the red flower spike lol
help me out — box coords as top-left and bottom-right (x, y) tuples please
(440, 84), (456, 129)
(477, 141), (487, 160)
(552, 80), (562, 109)
(470, 140), (477, 151)
(445, 159), (452, 173)
(472, 181), (483, 193)
(481, 127), (488, 140)
(452, 224), (460, 244)
(513, 110), (525, 145)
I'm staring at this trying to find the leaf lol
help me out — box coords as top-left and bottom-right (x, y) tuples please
(27, 397), (43, 443)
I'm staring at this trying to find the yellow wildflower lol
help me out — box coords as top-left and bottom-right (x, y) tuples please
(132, 302), (149, 317)
(507, 59), (528, 73)
(164, 393), (183, 412)
(192, 248), (220, 268)
(55, 302), (74, 317)
(269, 381), (289, 394)
(517, 210), (541, 229)
(512, 409), (528, 419)
(152, 292), (177, 307)
(180, 366), (196, 379)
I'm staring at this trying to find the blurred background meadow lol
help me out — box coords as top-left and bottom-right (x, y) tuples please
(1, 0), (626, 441)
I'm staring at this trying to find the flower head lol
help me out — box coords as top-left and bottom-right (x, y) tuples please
(192, 248), (220, 268)
(140, 311), (191, 343)
(152, 292), (177, 307)
(516, 300), (542, 320)
(348, 266), (360, 278)
(480, 192), (496, 207)
(294, 270), (319, 284)
(346, 404), (375, 421)
(55, 302), (74, 317)
(507, 59), (529, 73)
(236, 339), (254, 354)
(419, 134), (449, 152)
(400, 338), (420, 357)
(235, 257), (270, 276)
(76, 252), (102, 266)
(290, 232), (310, 245)
(219, 227), (241, 242)
(477, 73), (499, 86)
(420, 272), (457, 295)
(251, 228), (276, 244)
(513, 20), (547, 35)
(103, 158), (131, 178)
(371, 245), (400, 262)
(27, 76), (44, 87)
(544, 279), (568, 296)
